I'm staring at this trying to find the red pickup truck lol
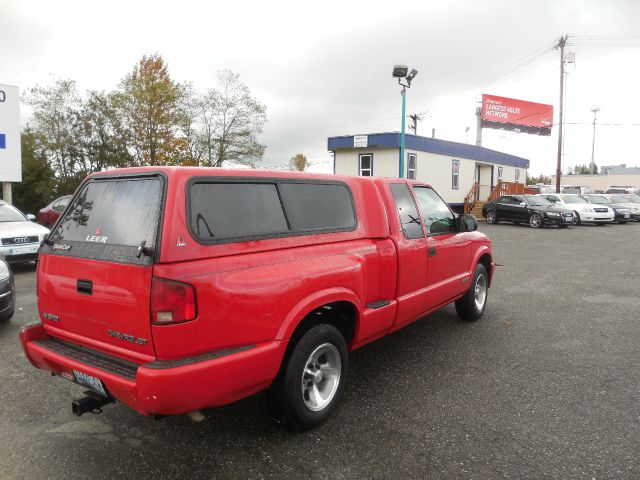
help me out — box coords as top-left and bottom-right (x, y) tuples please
(20, 168), (494, 430)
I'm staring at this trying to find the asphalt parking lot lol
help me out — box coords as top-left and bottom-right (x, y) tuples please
(1, 222), (639, 480)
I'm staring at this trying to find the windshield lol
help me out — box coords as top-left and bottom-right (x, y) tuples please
(562, 195), (588, 204)
(0, 204), (28, 222)
(625, 194), (640, 203)
(523, 195), (552, 206)
(609, 195), (629, 203)
(583, 195), (610, 204)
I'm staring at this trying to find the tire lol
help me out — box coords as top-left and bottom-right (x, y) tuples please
(268, 324), (348, 431)
(455, 263), (488, 322)
(529, 213), (543, 228)
(573, 212), (581, 225)
(485, 210), (497, 224)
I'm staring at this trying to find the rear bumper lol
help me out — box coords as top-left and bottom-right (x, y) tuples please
(20, 323), (286, 416)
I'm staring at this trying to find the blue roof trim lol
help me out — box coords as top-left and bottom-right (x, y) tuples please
(328, 132), (529, 169)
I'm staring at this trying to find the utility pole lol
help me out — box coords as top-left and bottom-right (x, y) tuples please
(409, 113), (420, 135)
(590, 106), (600, 172)
(475, 106), (483, 146)
(555, 35), (567, 193)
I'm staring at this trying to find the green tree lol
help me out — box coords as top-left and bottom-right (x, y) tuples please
(116, 54), (183, 166)
(12, 129), (57, 215)
(289, 154), (308, 171)
(77, 90), (133, 172)
(197, 70), (267, 167)
(22, 79), (85, 189)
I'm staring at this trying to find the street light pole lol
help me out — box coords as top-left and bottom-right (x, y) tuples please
(400, 87), (407, 178)
(392, 65), (418, 179)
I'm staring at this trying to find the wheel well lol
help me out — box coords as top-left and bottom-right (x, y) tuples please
(478, 253), (492, 286)
(289, 301), (356, 347)
(277, 301), (357, 376)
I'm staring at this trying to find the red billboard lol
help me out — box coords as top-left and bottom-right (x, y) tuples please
(481, 94), (553, 135)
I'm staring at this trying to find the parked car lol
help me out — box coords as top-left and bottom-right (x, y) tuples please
(539, 194), (617, 225)
(37, 195), (72, 228)
(605, 187), (639, 194)
(562, 186), (592, 195)
(20, 168), (494, 430)
(0, 257), (15, 322)
(581, 194), (640, 222)
(603, 194), (640, 221)
(623, 194), (640, 204)
(0, 201), (50, 263)
(482, 194), (574, 228)
(527, 185), (556, 194)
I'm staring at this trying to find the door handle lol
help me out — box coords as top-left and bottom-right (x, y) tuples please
(428, 246), (437, 257)
(77, 279), (93, 295)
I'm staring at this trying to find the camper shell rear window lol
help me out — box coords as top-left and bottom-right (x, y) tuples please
(187, 177), (357, 245)
(45, 174), (165, 265)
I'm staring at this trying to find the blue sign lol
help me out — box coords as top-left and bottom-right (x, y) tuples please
(0, 133), (5, 149)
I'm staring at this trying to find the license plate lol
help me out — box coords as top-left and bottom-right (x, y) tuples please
(73, 370), (107, 396)
(624, 214), (630, 218)
(564, 217), (572, 223)
(9, 245), (38, 255)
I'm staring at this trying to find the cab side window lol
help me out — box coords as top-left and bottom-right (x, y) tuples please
(413, 186), (455, 235)
(389, 183), (424, 240)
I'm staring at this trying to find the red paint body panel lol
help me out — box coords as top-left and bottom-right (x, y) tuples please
(21, 167), (493, 417)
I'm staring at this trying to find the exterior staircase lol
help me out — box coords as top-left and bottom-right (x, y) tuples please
(470, 201), (486, 221)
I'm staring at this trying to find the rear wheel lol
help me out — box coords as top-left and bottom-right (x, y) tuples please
(485, 211), (497, 224)
(268, 324), (348, 431)
(455, 263), (488, 322)
(529, 213), (543, 228)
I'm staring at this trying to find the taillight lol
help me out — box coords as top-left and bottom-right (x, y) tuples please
(151, 277), (197, 325)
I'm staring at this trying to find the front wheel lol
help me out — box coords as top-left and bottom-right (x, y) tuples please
(485, 210), (497, 224)
(572, 212), (581, 225)
(529, 213), (543, 228)
(455, 263), (488, 322)
(268, 324), (348, 431)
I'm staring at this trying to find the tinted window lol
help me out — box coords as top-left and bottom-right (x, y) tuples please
(389, 183), (424, 240)
(279, 183), (355, 231)
(413, 186), (455, 235)
(53, 178), (163, 247)
(190, 183), (288, 240)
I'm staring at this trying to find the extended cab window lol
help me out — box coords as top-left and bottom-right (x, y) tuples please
(278, 182), (355, 231)
(53, 177), (163, 248)
(189, 180), (356, 244)
(413, 186), (455, 235)
(389, 183), (424, 240)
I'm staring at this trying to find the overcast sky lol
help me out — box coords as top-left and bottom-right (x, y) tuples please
(1, 0), (639, 175)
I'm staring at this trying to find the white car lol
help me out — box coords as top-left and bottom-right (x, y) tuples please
(538, 194), (614, 225)
(0, 201), (50, 263)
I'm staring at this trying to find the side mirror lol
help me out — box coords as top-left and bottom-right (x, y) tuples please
(458, 214), (478, 232)
(27, 214), (36, 221)
(519, 202), (526, 207)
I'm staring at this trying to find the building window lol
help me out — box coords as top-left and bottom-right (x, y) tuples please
(407, 153), (417, 179)
(497, 166), (503, 182)
(515, 168), (520, 183)
(359, 154), (373, 176)
(452, 159), (460, 190)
